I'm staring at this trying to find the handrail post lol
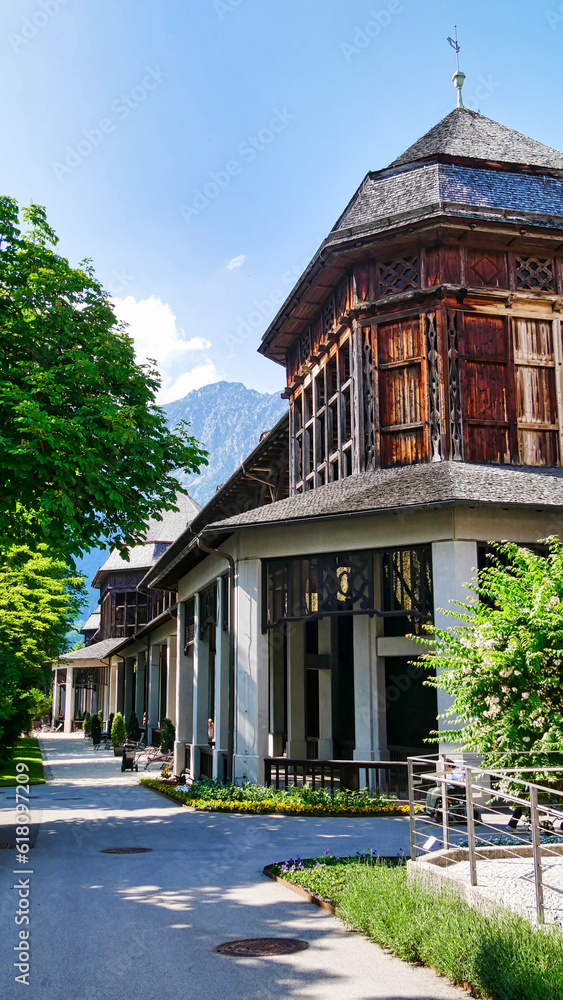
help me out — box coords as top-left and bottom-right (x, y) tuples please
(465, 766), (477, 887)
(440, 754), (450, 849)
(408, 759), (416, 860)
(530, 786), (545, 924)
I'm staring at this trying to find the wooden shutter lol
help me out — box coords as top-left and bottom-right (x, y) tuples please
(376, 317), (429, 466)
(460, 314), (515, 464)
(513, 319), (560, 466)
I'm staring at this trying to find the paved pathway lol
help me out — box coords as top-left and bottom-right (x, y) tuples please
(0, 734), (467, 1000)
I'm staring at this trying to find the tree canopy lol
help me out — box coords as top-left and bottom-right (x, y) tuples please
(0, 545), (86, 759)
(0, 198), (208, 559)
(417, 538), (563, 762)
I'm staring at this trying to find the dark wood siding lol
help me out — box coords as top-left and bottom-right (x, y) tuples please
(513, 319), (560, 466)
(460, 314), (515, 464)
(376, 317), (429, 466)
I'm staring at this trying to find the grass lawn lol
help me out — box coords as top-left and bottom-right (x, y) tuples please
(274, 855), (563, 1000)
(0, 738), (45, 786)
(140, 777), (416, 816)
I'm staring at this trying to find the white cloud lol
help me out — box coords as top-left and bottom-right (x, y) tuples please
(112, 294), (217, 404)
(226, 254), (246, 270)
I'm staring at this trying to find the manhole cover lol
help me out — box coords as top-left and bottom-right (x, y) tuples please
(215, 938), (309, 957)
(100, 847), (153, 855)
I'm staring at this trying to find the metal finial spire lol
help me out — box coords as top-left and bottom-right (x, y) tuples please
(447, 25), (465, 108)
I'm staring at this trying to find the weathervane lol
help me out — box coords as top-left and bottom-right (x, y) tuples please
(447, 25), (466, 108)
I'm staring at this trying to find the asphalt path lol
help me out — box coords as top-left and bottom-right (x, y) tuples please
(0, 734), (467, 1000)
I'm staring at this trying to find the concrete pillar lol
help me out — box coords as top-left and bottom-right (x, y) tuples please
(317, 619), (333, 759)
(353, 616), (378, 761)
(174, 601), (194, 777)
(109, 663), (117, 715)
(64, 667), (74, 733)
(148, 644), (160, 742)
(431, 541), (478, 749)
(286, 621), (307, 759)
(51, 670), (58, 726)
(213, 582), (230, 780)
(268, 626), (286, 757)
(166, 634), (177, 726)
(124, 659), (135, 721)
(233, 559), (269, 784)
(135, 652), (146, 721)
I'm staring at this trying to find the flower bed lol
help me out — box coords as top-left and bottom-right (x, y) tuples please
(139, 777), (417, 816)
(269, 852), (405, 905)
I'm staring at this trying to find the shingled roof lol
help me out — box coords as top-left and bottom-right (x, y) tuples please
(389, 108), (563, 172)
(205, 462), (563, 530)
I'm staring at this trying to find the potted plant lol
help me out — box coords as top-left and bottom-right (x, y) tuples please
(83, 711), (91, 738)
(111, 712), (127, 756)
(90, 712), (102, 747)
(160, 718), (175, 754)
(126, 711), (140, 742)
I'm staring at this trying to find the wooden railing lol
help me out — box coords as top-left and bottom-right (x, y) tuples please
(264, 758), (408, 797)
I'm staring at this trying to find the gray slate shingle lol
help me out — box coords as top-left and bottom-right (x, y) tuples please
(389, 108), (563, 171)
(206, 462), (563, 530)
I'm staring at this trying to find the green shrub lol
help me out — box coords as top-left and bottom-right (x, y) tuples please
(111, 712), (126, 747)
(90, 713), (101, 746)
(107, 712), (114, 736)
(126, 711), (140, 741)
(160, 718), (175, 754)
(82, 711), (91, 736)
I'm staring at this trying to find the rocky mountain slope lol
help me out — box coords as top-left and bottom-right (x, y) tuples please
(76, 382), (287, 617)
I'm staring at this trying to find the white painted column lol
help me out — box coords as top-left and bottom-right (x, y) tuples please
(174, 602), (194, 777)
(233, 559), (269, 784)
(124, 659), (135, 721)
(109, 663), (118, 715)
(147, 644), (160, 742)
(286, 622), (307, 759)
(317, 619), (333, 759)
(166, 634), (177, 726)
(268, 627), (285, 757)
(431, 541), (478, 749)
(213, 584), (229, 780)
(135, 652), (146, 721)
(51, 670), (58, 726)
(64, 667), (74, 734)
(353, 616), (377, 760)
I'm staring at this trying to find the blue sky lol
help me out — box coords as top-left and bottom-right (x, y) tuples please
(2, 0), (563, 402)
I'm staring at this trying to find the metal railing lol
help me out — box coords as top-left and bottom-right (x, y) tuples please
(407, 753), (563, 924)
(265, 758), (408, 797)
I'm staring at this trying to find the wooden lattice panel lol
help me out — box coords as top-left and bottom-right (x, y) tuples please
(513, 319), (559, 466)
(377, 317), (428, 466)
(460, 314), (513, 464)
(378, 256), (419, 297)
(515, 257), (555, 292)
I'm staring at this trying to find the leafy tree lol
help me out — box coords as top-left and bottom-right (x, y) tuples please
(0, 198), (208, 560)
(416, 539), (563, 767)
(111, 712), (126, 747)
(0, 544), (85, 760)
